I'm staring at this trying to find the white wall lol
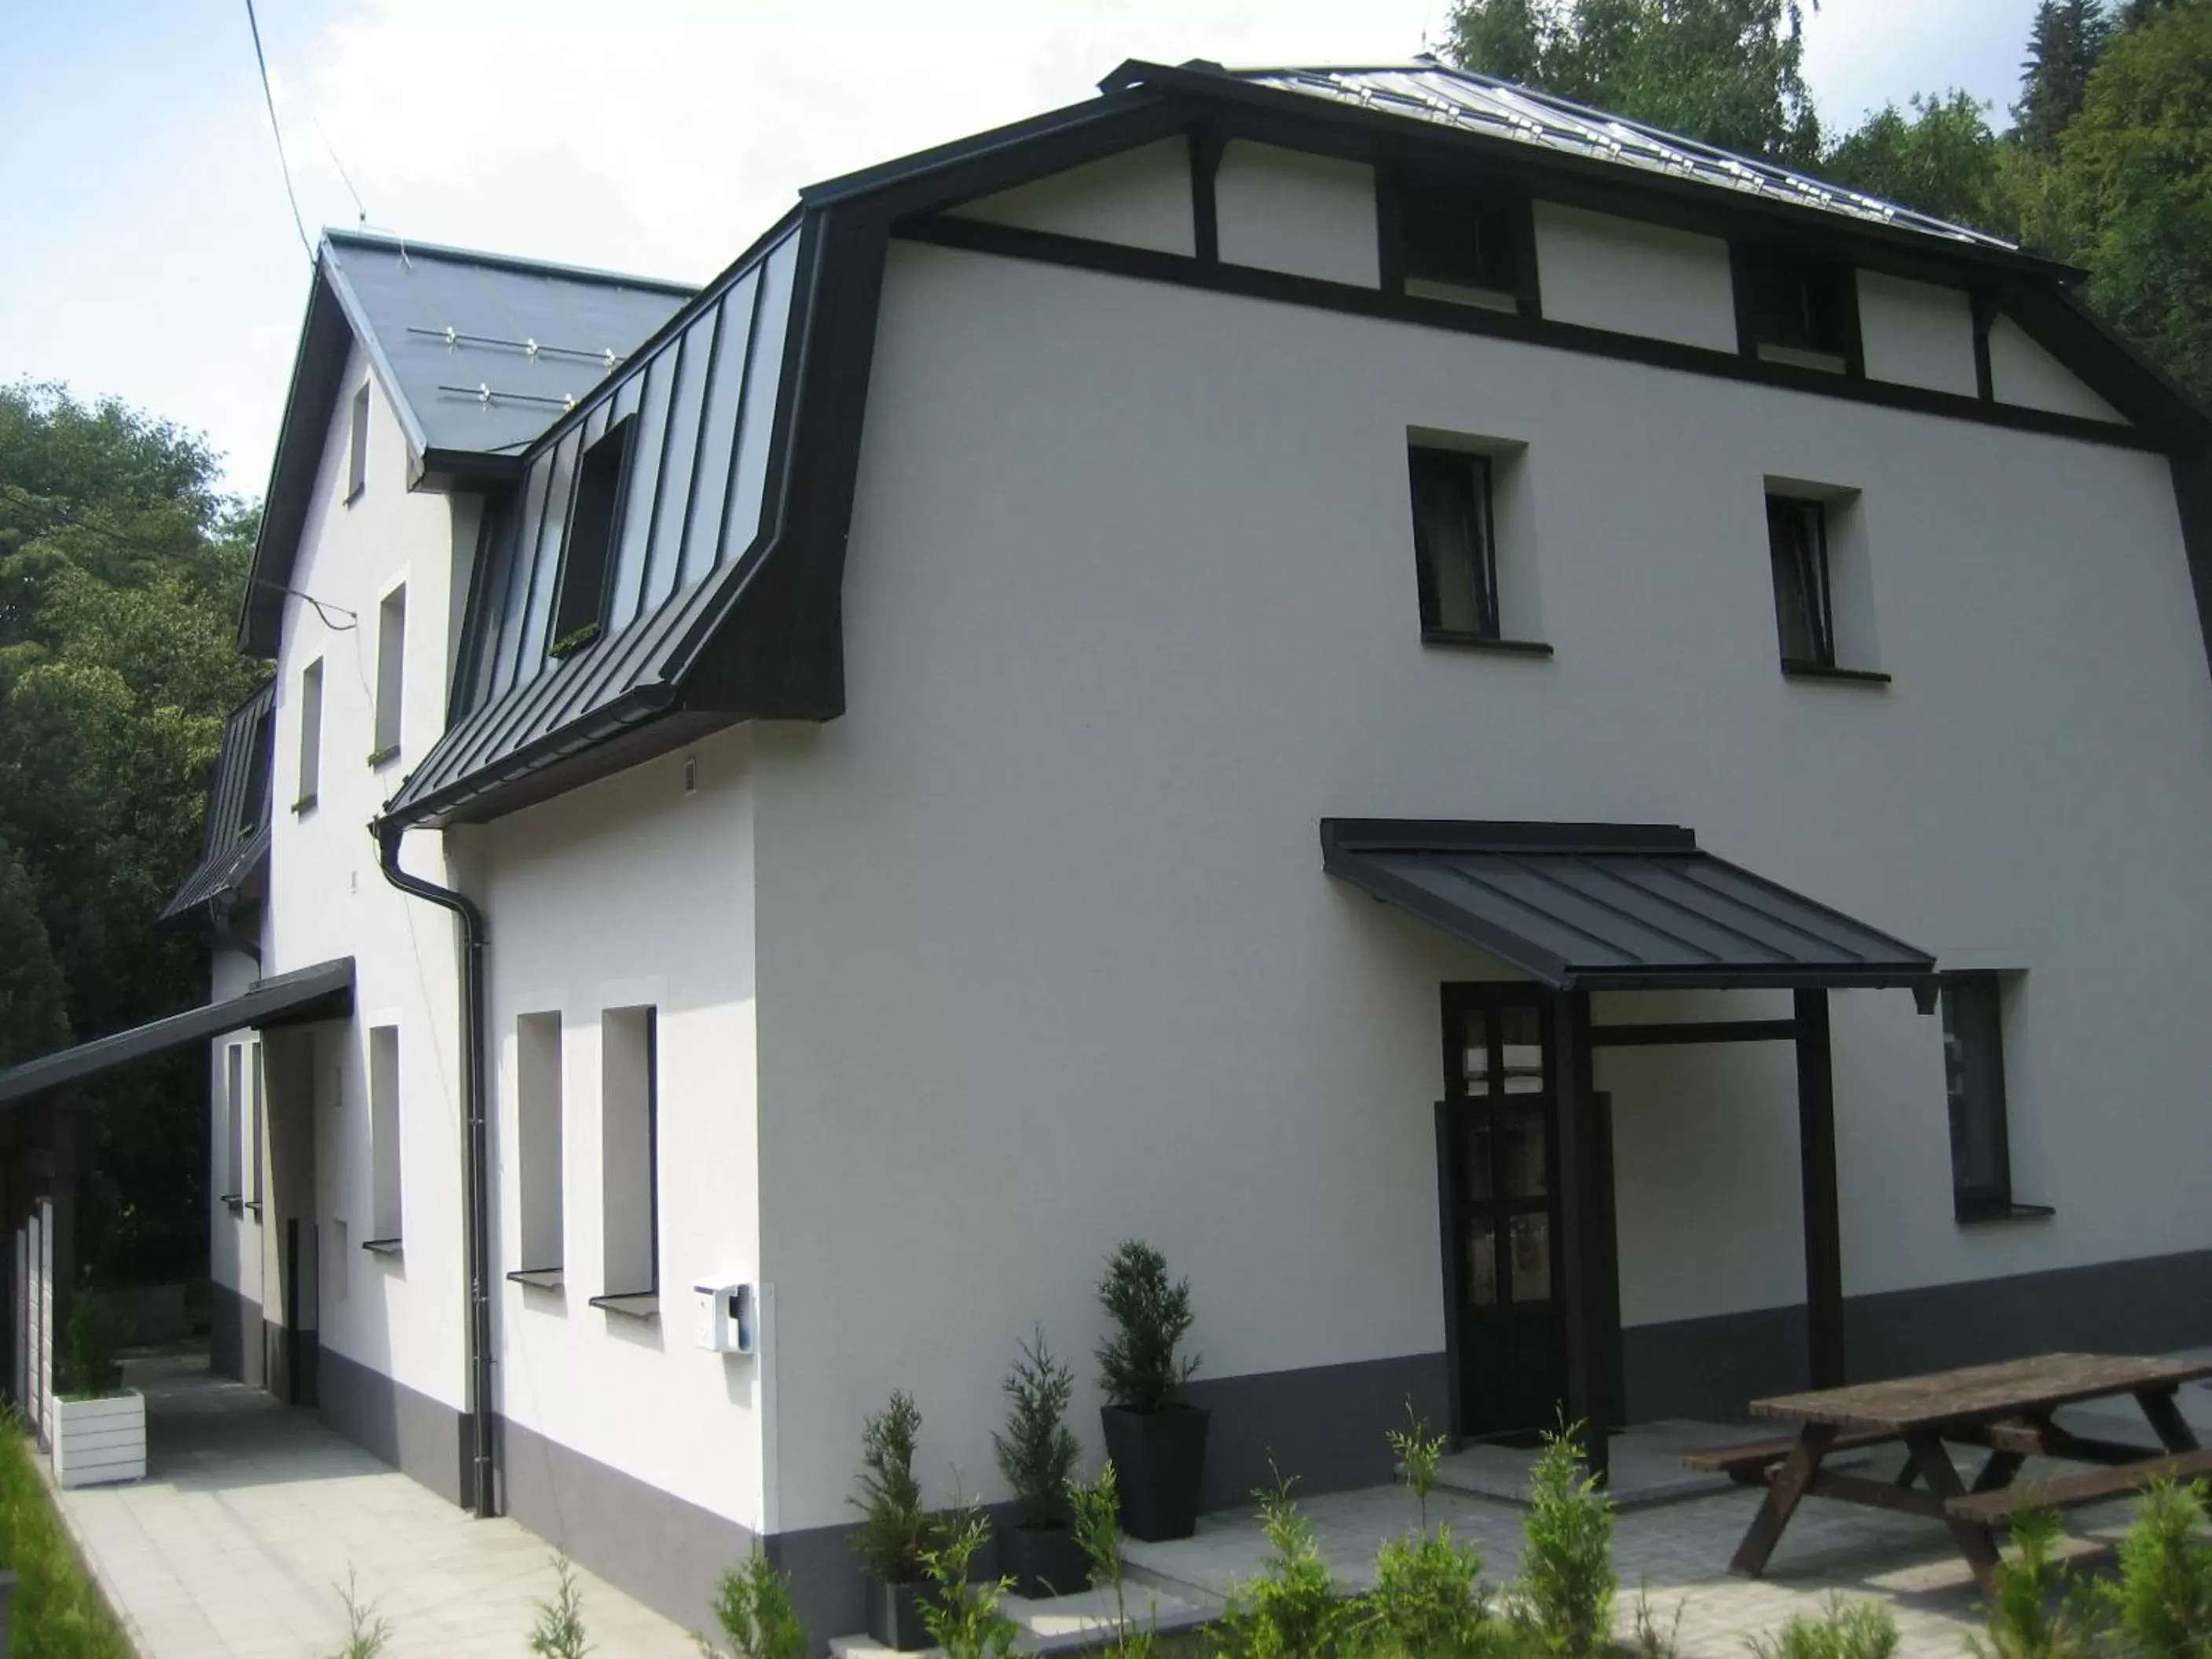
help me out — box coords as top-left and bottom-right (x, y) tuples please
(206, 946), (263, 1316)
(1857, 273), (1979, 399)
(1989, 315), (2128, 423)
(264, 336), (478, 1419)
(1533, 203), (1738, 351)
(1216, 141), (1379, 288)
(952, 138), (1194, 255)
(480, 728), (769, 1536)
(753, 239), (2212, 1529)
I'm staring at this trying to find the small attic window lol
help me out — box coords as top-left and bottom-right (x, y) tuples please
(1734, 247), (1860, 375)
(346, 383), (370, 503)
(550, 416), (636, 657)
(1390, 177), (1534, 315)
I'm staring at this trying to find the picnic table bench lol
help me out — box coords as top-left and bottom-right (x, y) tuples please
(1684, 1353), (2212, 1596)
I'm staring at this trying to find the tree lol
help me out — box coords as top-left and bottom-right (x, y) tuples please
(1441, 0), (1824, 166)
(1821, 91), (2006, 232)
(0, 381), (263, 1284)
(2013, 1), (2114, 153)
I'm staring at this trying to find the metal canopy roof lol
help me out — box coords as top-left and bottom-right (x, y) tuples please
(1320, 820), (1933, 991)
(0, 958), (355, 1108)
(161, 678), (276, 923)
(1229, 60), (2017, 253)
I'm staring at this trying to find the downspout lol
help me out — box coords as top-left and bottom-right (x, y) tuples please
(374, 817), (496, 1520)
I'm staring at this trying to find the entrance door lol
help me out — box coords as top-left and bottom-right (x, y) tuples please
(1439, 987), (1566, 1439)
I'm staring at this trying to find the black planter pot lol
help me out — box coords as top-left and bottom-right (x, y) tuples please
(1100, 1404), (1210, 1541)
(999, 1520), (1090, 1600)
(866, 1577), (932, 1651)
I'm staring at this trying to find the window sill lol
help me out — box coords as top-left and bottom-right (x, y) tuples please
(1955, 1201), (2056, 1226)
(1423, 632), (1554, 657)
(1755, 343), (1854, 375)
(1781, 661), (1891, 687)
(507, 1267), (565, 1291)
(548, 624), (603, 659)
(589, 1292), (659, 1321)
(361, 1237), (404, 1258)
(343, 485), (364, 507)
(219, 1194), (244, 1217)
(366, 745), (401, 769)
(243, 1199), (263, 1222)
(291, 795), (318, 815)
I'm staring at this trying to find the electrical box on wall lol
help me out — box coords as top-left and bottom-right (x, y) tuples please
(691, 1281), (756, 1354)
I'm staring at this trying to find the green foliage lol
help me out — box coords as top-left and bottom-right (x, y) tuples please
(1968, 1507), (2103, 1659)
(921, 1510), (1021, 1659)
(0, 1413), (134, 1657)
(1386, 1399), (1447, 1533)
(57, 1288), (120, 1400)
(697, 1550), (811, 1659)
(1365, 1526), (1496, 1659)
(994, 1325), (1080, 1527)
(2014, 1), (2115, 152)
(528, 1555), (593, 1659)
(1072, 1462), (1159, 1659)
(1508, 1421), (1615, 1659)
(1215, 1474), (1360, 1659)
(2100, 1478), (2212, 1657)
(1630, 1583), (1683, 1659)
(548, 621), (602, 657)
(328, 1567), (394, 1659)
(1743, 1595), (1899, 1659)
(851, 1390), (939, 1584)
(1442, 0), (1824, 165)
(1097, 1240), (1199, 1412)
(1822, 92), (2007, 233)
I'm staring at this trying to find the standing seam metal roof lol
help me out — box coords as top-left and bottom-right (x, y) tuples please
(160, 678), (276, 922)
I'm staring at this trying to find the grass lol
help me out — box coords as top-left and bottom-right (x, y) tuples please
(0, 1417), (135, 1657)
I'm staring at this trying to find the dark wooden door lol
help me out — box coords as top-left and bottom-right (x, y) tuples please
(1440, 986), (1567, 1439)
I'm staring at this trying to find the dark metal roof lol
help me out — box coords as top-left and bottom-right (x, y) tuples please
(0, 958), (354, 1107)
(238, 232), (694, 657)
(1320, 820), (1933, 991)
(1221, 61), (2015, 252)
(161, 679), (276, 923)
(380, 222), (808, 827)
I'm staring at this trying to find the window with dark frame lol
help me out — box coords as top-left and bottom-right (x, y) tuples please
(1393, 178), (1531, 314)
(1735, 247), (1859, 373)
(237, 711), (272, 839)
(1940, 973), (2020, 1219)
(549, 416), (637, 657)
(1409, 447), (1500, 642)
(346, 383), (369, 502)
(1766, 495), (1834, 669)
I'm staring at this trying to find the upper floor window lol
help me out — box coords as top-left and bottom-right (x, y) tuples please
(372, 585), (405, 765)
(1940, 973), (2044, 1221)
(550, 416), (638, 657)
(1389, 177), (1535, 315)
(1410, 447), (1500, 641)
(346, 383), (370, 504)
(1734, 247), (1860, 374)
(1767, 494), (1834, 668)
(295, 658), (323, 811)
(595, 1005), (659, 1312)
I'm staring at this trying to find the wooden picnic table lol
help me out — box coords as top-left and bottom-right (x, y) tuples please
(1683, 1353), (2212, 1596)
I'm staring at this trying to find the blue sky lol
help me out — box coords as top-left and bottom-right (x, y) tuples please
(0, 0), (2045, 497)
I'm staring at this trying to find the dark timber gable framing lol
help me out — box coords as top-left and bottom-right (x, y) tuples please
(373, 61), (2212, 831)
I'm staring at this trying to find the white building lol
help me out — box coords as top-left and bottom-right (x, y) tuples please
(9, 55), (2212, 1643)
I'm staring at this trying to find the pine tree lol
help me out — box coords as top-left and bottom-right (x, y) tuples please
(2012, 0), (2114, 152)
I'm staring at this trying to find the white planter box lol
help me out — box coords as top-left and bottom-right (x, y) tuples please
(51, 1390), (145, 1489)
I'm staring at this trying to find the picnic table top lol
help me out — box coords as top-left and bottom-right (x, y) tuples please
(1752, 1352), (2212, 1432)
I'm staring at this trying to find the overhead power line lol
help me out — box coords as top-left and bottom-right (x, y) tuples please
(243, 0), (313, 263)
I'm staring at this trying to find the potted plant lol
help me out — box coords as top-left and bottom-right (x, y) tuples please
(851, 1390), (939, 1650)
(1095, 1240), (1206, 1541)
(52, 1290), (144, 1489)
(991, 1328), (1086, 1599)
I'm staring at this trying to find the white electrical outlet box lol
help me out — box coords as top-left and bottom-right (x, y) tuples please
(691, 1281), (756, 1353)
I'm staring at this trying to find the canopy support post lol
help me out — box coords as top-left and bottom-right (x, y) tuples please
(1795, 988), (1845, 1389)
(1554, 988), (1613, 1484)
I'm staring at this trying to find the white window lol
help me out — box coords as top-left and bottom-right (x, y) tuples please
(296, 658), (324, 808)
(223, 1045), (244, 1203)
(368, 1025), (402, 1243)
(346, 383), (370, 503)
(517, 1013), (564, 1273)
(372, 586), (405, 764)
(599, 1006), (657, 1301)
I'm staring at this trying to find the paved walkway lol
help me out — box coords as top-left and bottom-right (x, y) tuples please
(51, 1351), (695, 1657)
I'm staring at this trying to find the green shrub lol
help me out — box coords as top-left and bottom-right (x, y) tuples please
(1216, 1474), (1359, 1659)
(921, 1510), (1020, 1659)
(1508, 1419), (1615, 1659)
(1386, 1399), (1445, 1533)
(851, 1390), (939, 1584)
(1969, 1507), (2102, 1659)
(527, 1555), (591, 1658)
(57, 1292), (119, 1401)
(1097, 1240), (1199, 1412)
(1364, 1527), (1496, 1659)
(0, 1416), (134, 1658)
(994, 1327), (1079, 1528)
(1743, 1595), (1899, 1659)
(698, 1549), (809, 1659)
(328, 1567), (394, 1659)
(1071, 1460), (1158, 1659)
(2102, 1478), (2212, 1658)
